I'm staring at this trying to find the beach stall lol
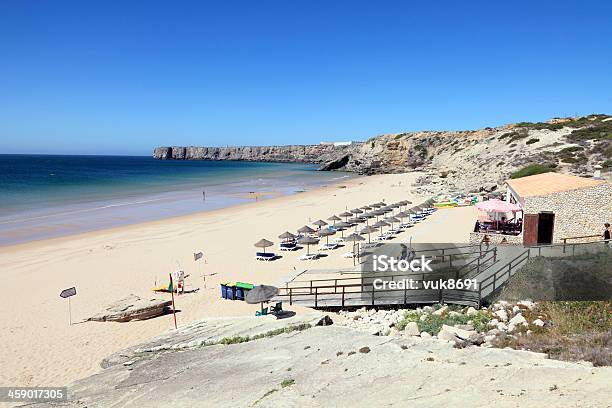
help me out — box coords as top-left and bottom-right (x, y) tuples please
(470, 173), (611, 245)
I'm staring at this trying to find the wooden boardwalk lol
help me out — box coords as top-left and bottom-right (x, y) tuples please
(273, 240), (610, 309)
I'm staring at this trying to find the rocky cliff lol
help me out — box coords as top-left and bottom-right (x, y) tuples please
(153, 145), (353, 164)
(154, 114), (611, 194)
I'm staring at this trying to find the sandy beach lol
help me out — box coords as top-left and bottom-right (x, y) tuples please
(0, 172), (477, 387)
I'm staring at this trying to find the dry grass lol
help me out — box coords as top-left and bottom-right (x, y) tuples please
(492, 301), (612, 366)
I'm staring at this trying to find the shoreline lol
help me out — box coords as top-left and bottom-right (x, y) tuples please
(0, 171), (478, 387)
(0, 173), (363, 253)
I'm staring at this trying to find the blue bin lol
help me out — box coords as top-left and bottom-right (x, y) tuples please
(226, 285), (236, 300)
(220, 284), (228, 299)
(235, 287), (244, 300)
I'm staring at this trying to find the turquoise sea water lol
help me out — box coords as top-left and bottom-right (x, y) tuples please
(0, 155), (352, 245)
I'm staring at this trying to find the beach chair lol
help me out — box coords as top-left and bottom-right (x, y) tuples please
(270, 302), (283, 314)
(342, 251), (356, 258)
(319, 242), (339, 251)
(279, 242), (297, 251)
(255, 307), (269, 316)
(334, 237), (346, 244)
(298, 253), (320, 261)
(255, 252), (277, 261)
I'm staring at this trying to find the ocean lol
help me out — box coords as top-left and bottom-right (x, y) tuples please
(0, 155), (353, 246)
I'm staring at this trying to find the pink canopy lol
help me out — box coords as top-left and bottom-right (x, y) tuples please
(476, 199), (522, 213)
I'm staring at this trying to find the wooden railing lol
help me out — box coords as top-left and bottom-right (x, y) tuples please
(277, 247), (498, 308)
(477, 249), (531, 307)
(561, 235), (605, 253)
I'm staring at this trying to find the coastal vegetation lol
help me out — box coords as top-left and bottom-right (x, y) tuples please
(492, 250), (612, 366)
(510, 163), (557, 179)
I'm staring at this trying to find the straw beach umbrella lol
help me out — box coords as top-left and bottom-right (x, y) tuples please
(359, 225), (377, 243)
(318, 228), (335, 245)
(373, 220), (389, 235)
(327, 215), (341, 226)
(339, 211), (353, 221)
(246, 285), (279, 314)
(297, 236), (319, 255)
(298, 225), (316, 235)
(278, 231), (296, 243)
(254, 238), (274, 255)
(385, 216), (400, 230)
(344, 232), (366, 265)
(335, 221), (351, 237)
(313, 219), (328, 230)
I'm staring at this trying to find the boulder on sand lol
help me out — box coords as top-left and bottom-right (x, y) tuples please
(89, 295), (172, 322)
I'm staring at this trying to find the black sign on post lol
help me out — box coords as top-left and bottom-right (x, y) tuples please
(60, 287), (76, 298)
(60, 287), (77, 325)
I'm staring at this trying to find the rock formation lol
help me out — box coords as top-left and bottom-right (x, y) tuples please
(154, 114), (611, 194)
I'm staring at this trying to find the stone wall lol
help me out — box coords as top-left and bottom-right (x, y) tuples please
(523, 183), (612, 243)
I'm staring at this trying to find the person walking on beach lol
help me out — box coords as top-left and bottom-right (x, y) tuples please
(604, 223), (611, 242)
(202, 190), (206, 202)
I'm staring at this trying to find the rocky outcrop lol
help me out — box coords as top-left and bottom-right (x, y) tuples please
(153, 144), (354, 164)
(88, 295), (172, 322)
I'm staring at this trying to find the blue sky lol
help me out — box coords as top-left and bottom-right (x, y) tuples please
(1, 1), (611, 155)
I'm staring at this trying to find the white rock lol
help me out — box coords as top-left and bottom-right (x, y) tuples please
(497, 322), (508, 331)
(509, 313), (527, 326)
(518, 300), (536, 310)
(512, 305), (521, 316)
(494, 309), (508, 322)
(441, 324), (476, 340)
(532, 319), (545, 327)
(419, 314), (428, 322)
(484, 334), (496, 342)
(388, 327), (400, 337)
(369, 324), (384, 335)
(487, 319), (499, 328)
(438, 328), (461, 343)
(433, 306), (448, 316)
(449, 311), (461, 317)
(403, 322), (420, 337)
(422, 306), (434, 313)
(420, 331), (432, 339)
(466, 307), (477, 316)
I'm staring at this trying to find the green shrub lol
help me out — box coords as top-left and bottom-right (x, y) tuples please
(510, 164), (557, 179)
(281, 379), (295, 388)
(526, 138), (540, 145)
(567, 123), (612, 141)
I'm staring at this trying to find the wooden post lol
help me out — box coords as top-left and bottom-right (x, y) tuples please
(169, 273), (178, 330)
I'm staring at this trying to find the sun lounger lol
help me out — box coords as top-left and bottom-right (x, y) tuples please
(298, 253), (320, 261)
(342, 251), (356, 258)
(319, 242), (339, 250)
(255, 252), (277, 261)
(334, 237), (346, 244)
(375, 235), (393, 241)
(279, 242), (298, 251)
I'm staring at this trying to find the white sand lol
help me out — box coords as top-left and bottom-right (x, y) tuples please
(0, 172), (476, 386)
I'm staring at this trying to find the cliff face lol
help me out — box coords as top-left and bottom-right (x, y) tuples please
(154, 114), (611, 194)
(153, 145), (353, 164)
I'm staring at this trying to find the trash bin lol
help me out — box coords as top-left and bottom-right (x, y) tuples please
(225, 282), (237, 300)
(220, 283), (228, 299)
(235, 282), (255, 301)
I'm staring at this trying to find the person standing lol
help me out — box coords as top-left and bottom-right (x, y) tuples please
(604, 223), (611, 241)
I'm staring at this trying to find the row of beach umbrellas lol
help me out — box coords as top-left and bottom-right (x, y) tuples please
(253, 198), (436, 256)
